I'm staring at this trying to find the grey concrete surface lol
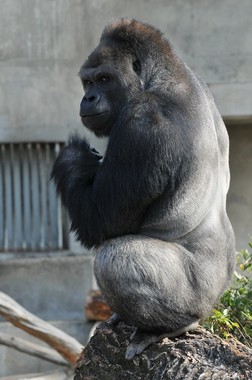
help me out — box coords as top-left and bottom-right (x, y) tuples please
(227, 125), (252, 250)
(0, 253), (93, 321)
(0, 0), (251, 143)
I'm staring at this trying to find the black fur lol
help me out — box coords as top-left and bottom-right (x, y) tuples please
(52, 19), (235, 359)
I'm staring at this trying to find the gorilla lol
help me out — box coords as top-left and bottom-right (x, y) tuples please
(52, 19), (235, 359)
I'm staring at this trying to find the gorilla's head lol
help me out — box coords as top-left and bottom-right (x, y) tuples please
(78, 18), (174, 137)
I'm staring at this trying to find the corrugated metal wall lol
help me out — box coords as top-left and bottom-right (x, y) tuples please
(0, 142), (68, 251)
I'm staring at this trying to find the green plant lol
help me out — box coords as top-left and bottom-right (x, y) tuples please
(204, 242), (252, 348)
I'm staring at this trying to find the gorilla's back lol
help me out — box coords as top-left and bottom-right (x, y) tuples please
(141, 73), (235, 282)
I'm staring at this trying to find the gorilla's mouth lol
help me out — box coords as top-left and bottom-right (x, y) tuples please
(81, 112), (111, 136)
(81, 111), (109, 119)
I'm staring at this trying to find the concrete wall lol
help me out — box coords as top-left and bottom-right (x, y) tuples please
(0, 253), (93, 320)
(1, 0), (251, 144)
(227, 125), (252, 250)
(0, 0), (251, 375)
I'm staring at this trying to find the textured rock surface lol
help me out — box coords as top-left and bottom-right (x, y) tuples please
(74, 322), (252, 380)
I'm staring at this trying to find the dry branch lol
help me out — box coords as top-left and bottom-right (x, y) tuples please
(85, 289), (112, 321)
(0, 333), (68, 366)
(0, 291), (83, 366)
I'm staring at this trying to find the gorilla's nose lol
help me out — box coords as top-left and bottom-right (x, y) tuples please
(80, 94), (101, 117)
(84, 92), (101, 104)
(85, 94), (100, 103)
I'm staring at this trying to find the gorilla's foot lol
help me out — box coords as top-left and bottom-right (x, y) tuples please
(125, 329), (168, 360)
(125, 321), (200, 360)
(107, 312), (121, 326)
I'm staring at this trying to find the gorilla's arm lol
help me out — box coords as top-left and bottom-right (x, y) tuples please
(51, 136), (102, 206)
(52, 97), (181, 248)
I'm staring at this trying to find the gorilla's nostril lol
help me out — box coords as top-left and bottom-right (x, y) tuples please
(88, 96), (96, 102)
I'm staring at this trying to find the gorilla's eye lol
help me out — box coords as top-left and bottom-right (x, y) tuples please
(99, 75), (110, 83)
(133, 59), (141, 76)
(83, 79), (92, 87)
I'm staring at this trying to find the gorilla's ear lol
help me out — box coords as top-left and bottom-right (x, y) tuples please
(133, 58), (144, 89)
(132, 59), (141, 76)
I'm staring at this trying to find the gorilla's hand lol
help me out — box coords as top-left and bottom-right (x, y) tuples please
(51, 134), (102, 206)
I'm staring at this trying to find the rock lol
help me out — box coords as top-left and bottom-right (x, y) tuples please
(74, 322), (252, 380)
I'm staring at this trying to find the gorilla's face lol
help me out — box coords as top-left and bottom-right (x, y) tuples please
(79, 66), (117, 136)
(79, 52), (143, 137)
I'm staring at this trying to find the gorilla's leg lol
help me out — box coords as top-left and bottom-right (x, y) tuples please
(94, 235), (210, 359)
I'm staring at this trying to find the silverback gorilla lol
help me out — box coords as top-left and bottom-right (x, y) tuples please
(52, 19), (235, 359)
